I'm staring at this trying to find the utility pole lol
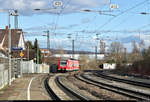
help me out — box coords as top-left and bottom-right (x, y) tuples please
(27, 44), (29, 61)
(44, 30), (50, 52)
(8, 11), (11, 85)
(37, 48), (39, 64)
(14, 10), (18, 29)
(72, 40), (74, 58)
(124, 48), (127, 63)
(95, 46), (97, 60)
(100, 39), (106, 54)
(47, 30), (50, 51)
(27, 44), (29, 74)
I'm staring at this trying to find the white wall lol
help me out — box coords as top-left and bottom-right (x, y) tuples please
(103, 63), (116, 69)
(22, 60), (49, 73)
(0, 64), (8, 89)
(51, 54), (104, 60)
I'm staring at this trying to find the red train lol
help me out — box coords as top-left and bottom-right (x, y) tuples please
(50, 57), (80, 73)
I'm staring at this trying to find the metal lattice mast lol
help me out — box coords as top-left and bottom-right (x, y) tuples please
(47, 30), (50, 51)
(14, 10), (18, 29)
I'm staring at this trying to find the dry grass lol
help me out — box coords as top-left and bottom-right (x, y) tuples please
(79, 55), (100, 71)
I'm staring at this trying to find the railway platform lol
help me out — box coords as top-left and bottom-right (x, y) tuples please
(0, 74), (50, 100)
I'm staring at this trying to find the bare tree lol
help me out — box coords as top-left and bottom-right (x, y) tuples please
(139, 40), (145, 52)
(78, 55), (89, 70)
(131, 41), (142, 62)
(108, 41), (124, 65)
(109, 41), (124, 54)
(132, 41), (139, 54)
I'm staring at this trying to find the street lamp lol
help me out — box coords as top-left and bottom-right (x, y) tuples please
(0, 9), (18, 85)
(67, 34), (74, 58)
(81, 9), (116, 16)
(34, 1), (63, 12)
(140, 12), (150, 15)
(43, 30), (50, 52)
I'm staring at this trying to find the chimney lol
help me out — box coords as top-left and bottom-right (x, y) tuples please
(5, 26), (8, 30)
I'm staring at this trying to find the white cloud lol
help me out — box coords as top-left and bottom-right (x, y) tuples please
(30, 1), (46, 9)
(0, 0), (109, 16)
(71, 0), (109, 8)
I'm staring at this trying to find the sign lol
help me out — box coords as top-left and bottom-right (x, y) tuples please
(53, 1), (63, 7)
(103, 63), (116, 69)
(20, 51), (24, 57)
(110, 4), (119, 9)
(12, 47), (23, 51)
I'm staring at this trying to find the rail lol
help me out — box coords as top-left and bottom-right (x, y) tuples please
(74, 73), (150, 101)
(56, 76), (89, 100)
(44, 75), (61, 100)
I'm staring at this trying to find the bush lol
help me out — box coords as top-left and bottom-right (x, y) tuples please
(79, 55), (100, 70)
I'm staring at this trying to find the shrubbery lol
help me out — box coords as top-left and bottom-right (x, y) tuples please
(115, 47), (150, 76)
(79, 55), (100, 70)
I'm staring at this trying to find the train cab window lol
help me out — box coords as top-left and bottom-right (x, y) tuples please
(60, 61), (67, 66)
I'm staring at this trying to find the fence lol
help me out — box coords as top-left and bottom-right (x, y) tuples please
(0, 64), (8, 89)
(21, 60), (49, 73)
(0, 57), (49, 90)
(0, 57), (19, 89)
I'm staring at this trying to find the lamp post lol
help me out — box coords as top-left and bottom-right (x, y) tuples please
(0, 9), (18, 85)
(81, 9), (116, 16)
(8, 10), (11, 85)
(67, 34), (75, 58)
(140, 12), (150, 15)
(43, 30), (50, 52)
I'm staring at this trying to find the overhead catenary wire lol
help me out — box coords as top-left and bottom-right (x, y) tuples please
(109, 0), (150, 32)
(52, 0), (71, 49)
(94, 0), (149, 32)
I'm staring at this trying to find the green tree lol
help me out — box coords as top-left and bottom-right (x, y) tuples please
(33, 38), (42, 64)
(26, 41), (33, 49)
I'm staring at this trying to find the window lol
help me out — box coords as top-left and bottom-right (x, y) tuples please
(60, 61), (67, 66)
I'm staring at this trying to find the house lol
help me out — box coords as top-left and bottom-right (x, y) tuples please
(0, 26), (26, 58)
(0, 49), (7, 58)
(40, 48), (51, 57)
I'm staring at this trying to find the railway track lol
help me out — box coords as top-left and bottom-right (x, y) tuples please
(74, 73), (150, 101)
(44, 74), (89, 100)
(94, 71), (150, 88)
(55, 75), (89, 100)
(44, 75), (61, 100)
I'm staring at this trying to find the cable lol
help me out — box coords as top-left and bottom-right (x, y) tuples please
(51, 0), (71, 50)
(95, 0), (149, 31)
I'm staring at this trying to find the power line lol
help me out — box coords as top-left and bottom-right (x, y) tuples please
(95, 0), (149, 31)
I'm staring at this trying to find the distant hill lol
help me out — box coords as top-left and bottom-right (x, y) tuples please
(40, 48), (97, 54)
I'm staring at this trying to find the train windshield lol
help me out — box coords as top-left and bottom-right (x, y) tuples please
(60, 61), (67, 66)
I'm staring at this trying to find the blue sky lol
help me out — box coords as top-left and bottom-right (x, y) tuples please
(0, 0), (150, 52)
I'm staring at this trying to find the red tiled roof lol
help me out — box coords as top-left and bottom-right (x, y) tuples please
(0, 29), (24, 49)
(0, 30), (6, 43)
